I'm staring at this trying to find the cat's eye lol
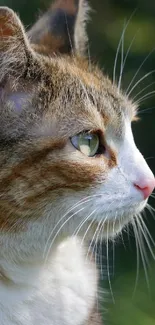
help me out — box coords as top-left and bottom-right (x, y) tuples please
(71, 133), (100, 157)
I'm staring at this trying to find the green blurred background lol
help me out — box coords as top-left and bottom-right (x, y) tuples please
(1, 0), (155, 324)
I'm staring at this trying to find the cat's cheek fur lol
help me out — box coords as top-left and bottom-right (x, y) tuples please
(82, 120), (154, 235)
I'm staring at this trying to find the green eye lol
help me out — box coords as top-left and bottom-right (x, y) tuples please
(71, 132), (100, 157)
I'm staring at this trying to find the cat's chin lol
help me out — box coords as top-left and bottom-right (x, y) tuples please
(83, 200), (147, 240)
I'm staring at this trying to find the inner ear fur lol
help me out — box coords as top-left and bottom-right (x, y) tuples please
(28, 0), (89, 56)
(0, 7), (32, 82)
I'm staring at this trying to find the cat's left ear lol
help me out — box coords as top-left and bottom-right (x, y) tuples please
(28, 0), (90, 56)
(0, 7), (32, 82)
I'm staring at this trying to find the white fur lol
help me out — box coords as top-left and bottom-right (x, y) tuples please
(0, 119), (153, 324)
(0, 236), (97, 325)
(71, 119), (154, 235)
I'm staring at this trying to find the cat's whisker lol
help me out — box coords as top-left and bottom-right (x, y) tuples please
(132, 217), (140, 297)
(113, 27), (123, 85)
(135, 90), (155, 105)
(118, 30), (139, 91)
(78, 78), (91, 104)
(64, 13), (74, 56)
(86, 218), (104, 262)
(44, 192), (106, 262)
(106, 220), (115, 304)
(93, 223), (103, 315)
(87, 42), (92, 73)
(117, 20), (125, 91)
(134, 217), (150, 290)
(113, 9), (137, 85)
(112, 214), (117, 277)
(119, 216), (126, 250)
(99, 218), (107, 280)
(127, 69), (155, 98)
(73, 209), (97, 237)
(139, 107), (155, 115)
(137, 218), (155, 259)
(138, 221), (150, 267)
(99, 236), (104, 280)
(44, 206), (87, 261)
(43, 195), (103, 258)
(139, 215), (155, 246)
(91, 216), (104, 264)
(85, 217), (106, 262)
(145, 157), (155, 161)
(145, 203), (155, 219)
(97, 203), (116, 280)
(80, 218), (96, 250)
(127, 221), (132, 244)
(146, 203), (155, 212)
(78, 70), (97, 108)
(141, 208), (148, 224)
(126, 48), (155, 96)
(132, 81), (155, 102)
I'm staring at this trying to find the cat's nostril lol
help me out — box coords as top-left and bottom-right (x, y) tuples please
(134, 178), (155, 200)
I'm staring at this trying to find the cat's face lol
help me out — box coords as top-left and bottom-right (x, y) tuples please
(0, 2), (154, 246)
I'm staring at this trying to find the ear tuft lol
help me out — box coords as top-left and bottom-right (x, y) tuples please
(28, 0), (90, 56)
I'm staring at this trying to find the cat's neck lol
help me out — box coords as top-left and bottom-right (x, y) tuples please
(0, 235), (97, 325)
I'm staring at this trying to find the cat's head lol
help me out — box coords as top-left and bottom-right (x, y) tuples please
(0, 1), (154, 250)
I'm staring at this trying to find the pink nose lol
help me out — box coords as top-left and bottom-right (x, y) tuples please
(134, 178), (155, 199)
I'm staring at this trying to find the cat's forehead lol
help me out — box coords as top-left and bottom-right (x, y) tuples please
(41, 57), (136, 137)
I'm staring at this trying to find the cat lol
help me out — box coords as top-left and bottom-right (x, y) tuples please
(0, 0), (154, 324)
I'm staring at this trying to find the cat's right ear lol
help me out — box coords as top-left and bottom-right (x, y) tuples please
(0, 7), (32, 82)
(28, 0), (90, 56)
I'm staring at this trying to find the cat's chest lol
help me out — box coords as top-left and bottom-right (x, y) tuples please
(0, 238), (97, 325)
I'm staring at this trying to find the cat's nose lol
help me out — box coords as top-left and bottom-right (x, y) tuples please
(134, 178), (155, 199)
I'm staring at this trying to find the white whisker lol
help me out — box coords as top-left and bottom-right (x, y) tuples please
(85, 218), (104, 262)
(43, 195), (103, 258)
(112, 214), (117, 277)
(132, 217), (140, 297)
(145, 204), (155, 220)
(126, 50), (155, 96)
(118, 30), (139, 91)
(106, 220), (115, 304)
(87, 42), (92, 73)
(147, 204), (155, 212)
(113, 9), (137, 85)
(73, 209), (97, 237)
(139, 107), (155, 115)
(91, 217), (104, 263)
(137, 218), (155, 259)
(64, 12), (74, 55)
(139, 215), (155, 246)
(80, 217), (96, 247)
(117, 21), (125, 91)
(132, 81), (155, 102)
(44, 206), (86, 262)
(134, 218), (150, 290)
(135, 90), (155, 105)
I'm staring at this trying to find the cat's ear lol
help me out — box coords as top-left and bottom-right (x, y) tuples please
(0, 7), (32, 82)
(28, 0), (90, 56)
